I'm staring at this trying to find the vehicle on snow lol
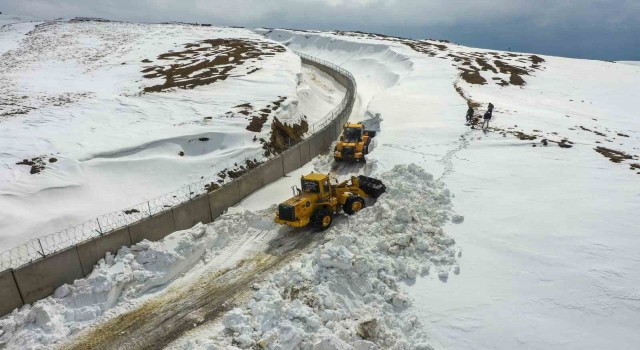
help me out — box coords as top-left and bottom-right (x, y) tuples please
(275, 173), (386, 230)
(334, 122), (377, 162)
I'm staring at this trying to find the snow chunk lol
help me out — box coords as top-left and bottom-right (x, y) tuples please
(222, 308), (249, 333)
(452, 214), (464, 224)
(206, 163), (459, 349)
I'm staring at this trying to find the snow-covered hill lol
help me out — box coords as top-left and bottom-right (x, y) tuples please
(618, 61), (640, 67)
(0, 16), (344, 248)
(1, 16), (639, 350)
(262, 29), (640, 350)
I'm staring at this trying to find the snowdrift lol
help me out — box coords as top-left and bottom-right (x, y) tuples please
(0, 17), (344, 249)
(0, 163), (460, 350)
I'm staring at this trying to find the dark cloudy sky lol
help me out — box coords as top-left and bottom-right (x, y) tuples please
(2, 0), (639, 60)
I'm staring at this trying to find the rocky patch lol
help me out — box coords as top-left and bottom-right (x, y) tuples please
(141, 39), (285, 93)
(15, 156), (58, 175)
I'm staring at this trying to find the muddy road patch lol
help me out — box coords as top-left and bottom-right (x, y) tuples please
(61, 230), (319, 350)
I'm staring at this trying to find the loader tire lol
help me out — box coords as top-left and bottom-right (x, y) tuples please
(343, 195), (365, 215)
(363, 140), (371, 155)
(311, 208), (333, 231)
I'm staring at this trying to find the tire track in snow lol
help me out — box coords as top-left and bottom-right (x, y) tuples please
(60, 157), (360, 349)
(60, 229), (323, 350)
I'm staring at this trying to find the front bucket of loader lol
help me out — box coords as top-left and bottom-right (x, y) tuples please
(358, 175), (386, 198)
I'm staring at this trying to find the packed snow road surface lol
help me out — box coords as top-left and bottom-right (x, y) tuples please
(62, 227), (318, 350)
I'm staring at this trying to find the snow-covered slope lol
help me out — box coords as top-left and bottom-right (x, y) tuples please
(617, 61), (640, 67)
(261, 30), (640, 350)
(0, 17), (344, 249)
(1, 20), (639, 350)
(0, 15), (41, 55)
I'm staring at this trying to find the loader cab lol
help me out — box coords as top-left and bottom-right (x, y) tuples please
(300, 174), (332, 201)
(301, 178), (320, 193)
(343, 126), (363, 142)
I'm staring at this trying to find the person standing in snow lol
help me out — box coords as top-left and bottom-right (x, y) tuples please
(482, 103), (494, 129)
(466, 106), (474, 124)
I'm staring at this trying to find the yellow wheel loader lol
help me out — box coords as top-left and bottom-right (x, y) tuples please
(334, 122), (377, 162)
(274, 173), (386, 230)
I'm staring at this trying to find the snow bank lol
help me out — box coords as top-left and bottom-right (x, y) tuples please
(0, 18), (347, 250)
(185, 164), (460, 349)
(273, 29), (640, 350)
(264, 29), (413, 119)
(0, 208), (279, 349)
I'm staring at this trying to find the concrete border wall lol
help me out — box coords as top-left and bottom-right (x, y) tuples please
(13, 246), (85, 304)
(299, 139), (311, 165)
(0, 269), (22, 316)
(237, 169), (265, 199)
(129, 210), (177, 244)
(0, 51), (356, 317)
(323, 122), (337, 149)
(309, 131), (324, 159)
(209, 181), (240, 219)
(173, 195), (213, 231)
(282, 145), (302, 174)
(76, 227), (132, 276)
(261, 156), (284, 187)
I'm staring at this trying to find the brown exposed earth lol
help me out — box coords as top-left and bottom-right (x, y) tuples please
(459, 69), (487, 85)
(595, 146), (635, 163)
(61, 231), (320, 350)
(454, 82), (481, 109)
(204, 182), (220, 193)
(261, 117), (309, 157)
(339, 29), (639, 178)
(402, 41), (543, 86)
(202, 158), (265, 193)
(326, 30), (544, 87)
(247, 115), (269, 132)
(594, 147), (640, 175)
(15, 156), (57, 174)
(580, 126), (607, 137)
(141, 39), (285, 93)
(178, 93), (299, 193)
(243, 96), (288, 132)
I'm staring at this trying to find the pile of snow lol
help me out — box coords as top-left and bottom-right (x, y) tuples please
(0, 162), (460, 350)
(181, 164), (460, 350)
(263, 29), (640, 349)
(0, 208), (279, 349)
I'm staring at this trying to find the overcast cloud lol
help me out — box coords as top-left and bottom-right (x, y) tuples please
(2, 0), (639, 60)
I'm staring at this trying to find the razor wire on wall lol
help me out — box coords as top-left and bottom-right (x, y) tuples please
(0, 51), (356, 270)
